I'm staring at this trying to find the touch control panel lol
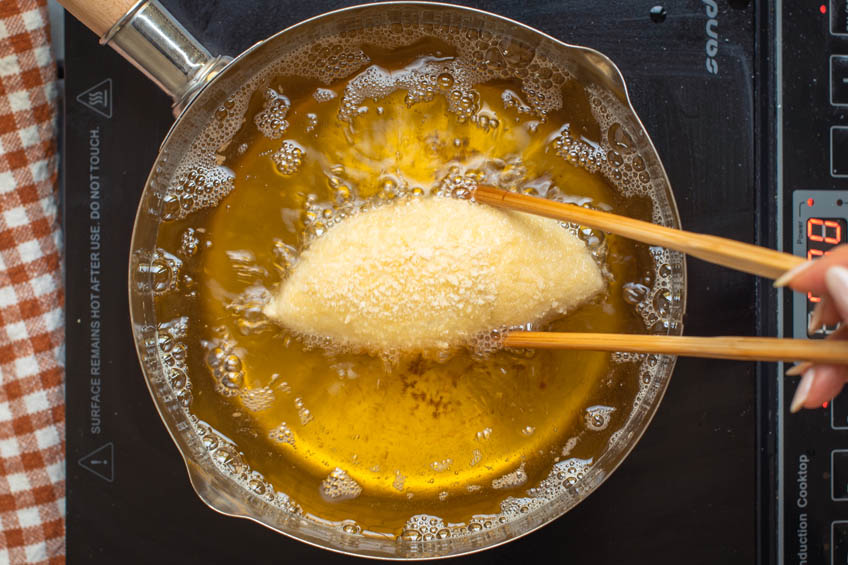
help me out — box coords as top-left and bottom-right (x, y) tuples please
(834, 127), (848, 177)
(832, 56), (848, 106)
(786, 195), (848, 564)
(834, 0), (848, 36)
(782, 3), (848, 564)
(792, 191), (848, 340)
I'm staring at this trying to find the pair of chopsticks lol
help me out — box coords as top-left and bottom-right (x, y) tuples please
(473, 185), (848, 365)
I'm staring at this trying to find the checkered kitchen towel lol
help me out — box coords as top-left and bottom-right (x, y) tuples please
(0, 0), (65, 563)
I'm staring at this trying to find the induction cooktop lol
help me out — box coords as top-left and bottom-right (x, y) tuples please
(61, 1), (848, 562)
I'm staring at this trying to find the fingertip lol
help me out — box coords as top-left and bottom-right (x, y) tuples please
(825, 265), (848, 322)
(785, 244), (848, 294)
(774, 260), (813, 288)
(808, 298), (842, 334)
(809, 301), (825, 334)
(785, 361), (812, 377)
(819, 299), (844, 328)
(791, 368), (814, 413)
(786, 258), (826, 292)
(801, 364), (848, 410)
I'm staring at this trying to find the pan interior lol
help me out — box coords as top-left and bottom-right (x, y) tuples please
(130, 3), (684, 558)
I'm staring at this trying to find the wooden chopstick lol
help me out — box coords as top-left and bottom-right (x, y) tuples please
(502, 332), (848, 364)
(478, 186), (835, 362)
(474, 185), (803, 280)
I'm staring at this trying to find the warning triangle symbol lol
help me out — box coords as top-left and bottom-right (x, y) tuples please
(78, 442), (114, 482)
(76, 78), (112, 119)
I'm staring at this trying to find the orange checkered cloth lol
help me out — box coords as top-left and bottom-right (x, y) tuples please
(0, 0), (65, 563)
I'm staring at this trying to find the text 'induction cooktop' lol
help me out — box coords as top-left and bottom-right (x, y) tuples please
(63, 1), (823, 563)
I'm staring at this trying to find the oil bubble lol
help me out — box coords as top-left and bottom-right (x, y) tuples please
(585, 405), (615, 431)
(255, 88), (291, 139)
(622, 282), (650, 305)
(320, 468), (362, 501)
(272, 141), (305, 176)
(491, 463), (527, 490)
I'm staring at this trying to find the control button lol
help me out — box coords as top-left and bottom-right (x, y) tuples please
(809, 311), (842, 338)
(833, 0), (848, 35)
(833, 56), (848, 106)
(834, 451), (848, 499)
(833, 521), (848, 564)
(832, 392), (848, 429)
(833, 126), (848, 178)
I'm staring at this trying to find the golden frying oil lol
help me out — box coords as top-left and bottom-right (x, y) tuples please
(153, 37), (661, 534)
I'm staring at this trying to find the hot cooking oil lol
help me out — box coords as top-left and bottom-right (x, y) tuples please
(151, 33), (677, 536)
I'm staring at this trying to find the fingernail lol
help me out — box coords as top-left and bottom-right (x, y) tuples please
(774, 260), (814, 288)
(785, 361), (812, 376)
(809, 301), (825, 334)
(790, 367), (816, 413)
(825, 266), (848, 316)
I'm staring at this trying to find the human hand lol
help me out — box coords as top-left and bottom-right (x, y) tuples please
(776, 244), (848, 412)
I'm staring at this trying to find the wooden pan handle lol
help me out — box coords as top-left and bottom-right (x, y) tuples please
(57, 0), (140, 37)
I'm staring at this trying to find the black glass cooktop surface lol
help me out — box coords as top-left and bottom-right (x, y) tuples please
(64, 1), (761, 562)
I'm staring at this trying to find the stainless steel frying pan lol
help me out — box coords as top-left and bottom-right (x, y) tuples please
(58, 0), (686, 558)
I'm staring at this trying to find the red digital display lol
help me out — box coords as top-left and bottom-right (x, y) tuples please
(807, 249), (828, 303)
(805, 217), (847, 304)
(807, 217), (842, 244)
